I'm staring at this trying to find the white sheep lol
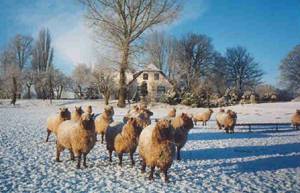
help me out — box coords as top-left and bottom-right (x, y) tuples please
(139, 119), (175, 182)
(46, 108), (71, 142)
(56, 113), (96, 168)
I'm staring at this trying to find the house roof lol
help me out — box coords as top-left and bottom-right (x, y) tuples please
(127, 63), (172, 86)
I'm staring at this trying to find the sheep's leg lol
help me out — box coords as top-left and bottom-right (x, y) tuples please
(194, 121), (197, 126)
(161, 168), (169, 183)
(77, 154), (82, 169)
(225, 127), (229, 133)
(101, 133), (104, 144)
(130, 152), (135, 166)
(217, 121), (222, 130)
(149, 166), (155, 180)
(176, 146), (181, 160)
(202, 121), (204, 126)
(108, 150), (112, 162)
(69, 150), (75, 161)
(83, 153), (87, 168)
(118, 153), (123, 166)
(141, 159), (146, 173)
(46, 129), (51, 142)
(56, 144), (64, 162)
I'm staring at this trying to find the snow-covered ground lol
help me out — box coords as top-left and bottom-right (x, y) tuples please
(0, 100), (300, 192)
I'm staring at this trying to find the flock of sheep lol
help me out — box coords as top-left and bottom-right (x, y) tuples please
(45, 104), (300, 182)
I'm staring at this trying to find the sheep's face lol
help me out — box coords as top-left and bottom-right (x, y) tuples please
(139, 109), (153, 126)
(181, 113), (194, 130)
(86, 105), (92, 113)
(81, 113), (95, 130)
(133, 105), (139, 112)
(296, 110), (300, 115)
(154, 119), (173, 142)
(228, 111), (237, 119)
(127, 118), (143, 135)
(104, 106), (114, 117)
(60, 108), (71, 120)
(75, 106), (84, 115)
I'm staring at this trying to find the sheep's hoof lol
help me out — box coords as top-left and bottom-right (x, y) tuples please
(55, 158), (62, 162)
(76, 165), (81, 169)
(164, 178), (169, 183)
(83, 164), (88, 168)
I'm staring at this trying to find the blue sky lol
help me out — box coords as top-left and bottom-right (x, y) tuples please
(0, 0), (300, 85)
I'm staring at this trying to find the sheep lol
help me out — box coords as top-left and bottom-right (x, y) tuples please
(123, 106), (153, 125)
(291, 110), (300, 130)
(171, 113), (194, 160)
(167, 107), (176, 118)
(216, 109), (237, 133)
(94, 106), (114, 143)
(105, 118), (143, 166)
(56, 113), (96, 169)
(123, 105), (140, 123)
(84, 105), (93, 114)
(138, 119), (175, 182)
(192, 108), (213, 126)
(71, 106), (84, 121)
(46, 108), (71, 142)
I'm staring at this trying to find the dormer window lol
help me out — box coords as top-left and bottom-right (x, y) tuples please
(143, 73), (148, 80)
(154, 73), (159, 80)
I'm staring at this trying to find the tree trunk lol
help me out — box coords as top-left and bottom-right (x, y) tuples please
(11, 77), (17, 105)
(118, 44), (129, 108)
(49, 74), (53, 104)
(58, 86), (63, 99)
(104, 93), (110, 105)
(27, 84), (31, 99)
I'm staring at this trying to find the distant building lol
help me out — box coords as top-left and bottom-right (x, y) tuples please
(128, 64), (173, 102)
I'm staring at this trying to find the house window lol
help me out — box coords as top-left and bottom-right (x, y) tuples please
(157, 86), (166, 94)
(154, 73), (159, 80)
(143, 73), (148, 80)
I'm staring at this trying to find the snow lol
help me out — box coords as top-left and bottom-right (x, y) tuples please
(0, 100), (300, 192)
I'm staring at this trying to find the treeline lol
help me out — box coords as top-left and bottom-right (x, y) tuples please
(143, 32), (297, 106)
(0, 29), (299, 106)
(0, 29), (70, 104)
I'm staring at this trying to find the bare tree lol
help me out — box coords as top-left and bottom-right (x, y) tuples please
(225, 46), (263, 97)
(31, 29), (54, 100)
(280, 44), (300, 95)
(144, 31), (178, 79)
(208, 52), (228, 96)
(92, 65), (116, 105)
(81, 0), (181, 107)
(176, 33), (215, 91)
(9, 34), (33, 70)
(23, 69), (35, 99)
(0, 50), (19, 104)
(52, 69), (68, 99)
(72, 63), (93, 99)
